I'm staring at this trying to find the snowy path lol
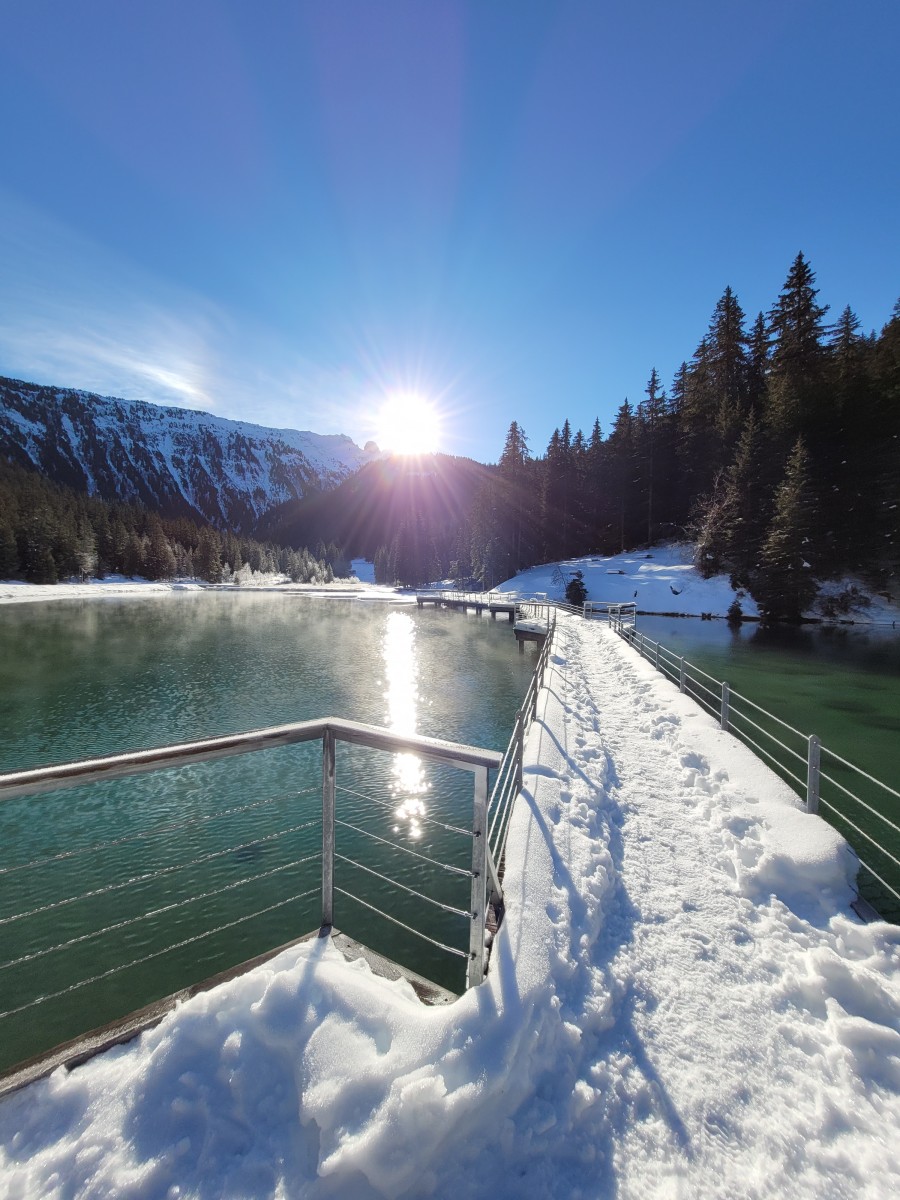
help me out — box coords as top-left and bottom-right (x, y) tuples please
(1, 618), (898, 1198)
(522, 618), (900, 1197)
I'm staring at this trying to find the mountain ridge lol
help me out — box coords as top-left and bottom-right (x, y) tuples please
(0, 375), (380, 532)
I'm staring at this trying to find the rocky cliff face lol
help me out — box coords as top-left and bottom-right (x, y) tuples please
(0, 376), (378, 531)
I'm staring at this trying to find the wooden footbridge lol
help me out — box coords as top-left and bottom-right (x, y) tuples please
(416, 590), (560, 654)
(416, 590), (520, 624)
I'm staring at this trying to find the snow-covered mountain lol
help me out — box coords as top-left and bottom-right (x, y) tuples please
(0, 376), (380, 532)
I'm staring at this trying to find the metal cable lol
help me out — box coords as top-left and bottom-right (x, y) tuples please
(817, 799), (900, 872)
(0, 887), (319, 1021)
(334, 852), (470, 918)
(727, 689), (808, 741)
(0, 821), (319, 927)
(0, 790), (318, 878)
(1, 853), (320, 971)
(489, 773), (520, 853)
(819, 749), (900, 801)
(727, 707), (808, 766)
(334, 887), (468, 959)
(334, 819), (474, 877)
(686, 659), (724, 686)
(852, 857), (900, 905)
(684, 674), (720, 704)
(683, 679), (717, 712)
(728, 728), (807, 791)
(335, 784), (473, 839)
(487, 751), (518, 840)
(818, 770), (900, 837)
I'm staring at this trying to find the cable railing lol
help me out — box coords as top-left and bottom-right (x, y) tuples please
(613, 622), (900, 918)
(585, 600), (637, 627)
(487, 617), (556, 874)
(0, 718), (507, 1082)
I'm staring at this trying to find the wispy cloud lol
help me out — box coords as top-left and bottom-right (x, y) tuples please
(0, 191), (382, 440)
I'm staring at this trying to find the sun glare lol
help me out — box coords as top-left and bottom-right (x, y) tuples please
(374, 392), (441, 456)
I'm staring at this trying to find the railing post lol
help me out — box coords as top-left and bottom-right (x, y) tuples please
(322, 727), (335, 927)
(514, 708), (524, 794)
(654, 641), (660, 670)
(807, 735), (821, 814)
(468, 765), (489, 988)
(720, 682), (730, 731)
(679, 656), (686, 693)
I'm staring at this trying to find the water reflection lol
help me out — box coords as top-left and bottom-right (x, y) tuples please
(382, 611), (429, 839)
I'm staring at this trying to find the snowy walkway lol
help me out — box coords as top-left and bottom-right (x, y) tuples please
(2, 617), (899, 1198)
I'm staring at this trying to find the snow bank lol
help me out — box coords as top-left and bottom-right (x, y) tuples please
(2, 618), (899, 1198)
(495, 543), (900, 624)
(495, 543), (755, 617)
(0, 576), (409, 606)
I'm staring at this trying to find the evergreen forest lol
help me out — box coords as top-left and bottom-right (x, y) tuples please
(449, 254), (899, 621)
(0, 460), (348, 586)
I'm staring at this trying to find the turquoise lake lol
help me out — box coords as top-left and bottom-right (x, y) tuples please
(0, 594), (535, 1072)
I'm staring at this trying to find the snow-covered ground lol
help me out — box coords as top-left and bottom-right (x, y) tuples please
(0, 569), (411, 606)
(4, 545), (897, 623)
(494, 544), (900, 624)
(3, 616), (898, 1198)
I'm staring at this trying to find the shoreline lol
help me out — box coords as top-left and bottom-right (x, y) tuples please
(0, 577), (412, 606)
(1, 579), (896, 626)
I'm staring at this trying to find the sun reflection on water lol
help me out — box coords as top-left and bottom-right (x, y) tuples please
(382, 611), (429, 839)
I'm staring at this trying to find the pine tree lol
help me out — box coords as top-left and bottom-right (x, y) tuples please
(145, 521), (176, 580)
(636, 368), (673, 544)
(756, 438), (818, 621)
(195, 527), (223, 582)
(708, 286), (750, 447)
(497, 421), (533, 571)
(766, 253), (829, 436)
(605, 400), (639, 552)
(678, 288), (750, 503)
(693, 411), (772, 585)
(0, 520), (20, 578)
(746, 311), (770, 416)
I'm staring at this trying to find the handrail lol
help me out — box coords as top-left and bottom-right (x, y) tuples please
(0, 717), (501, 802)
(486, 614), (556, 875)
(610, 617), (900, 914)
(0, 718), (505, 1051)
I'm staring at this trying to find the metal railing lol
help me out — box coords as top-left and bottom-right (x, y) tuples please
(487, 617), (556, 874)
(614, 623), (900, 916)
(0, 719), (504, 1071)
(585, 600), (636, 627)
(416, 589), (520, 607)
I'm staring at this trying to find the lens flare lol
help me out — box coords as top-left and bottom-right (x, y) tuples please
(374, 392), (441, 455)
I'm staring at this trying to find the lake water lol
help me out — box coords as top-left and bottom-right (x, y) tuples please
(636, 616), (900, 917)
(0, 594), (535, 1072)
(5, 598), (898, 1074)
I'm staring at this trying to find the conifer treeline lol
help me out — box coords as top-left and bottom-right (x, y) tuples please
(457, 254), (899, 620)
(0, 461), (347, 585)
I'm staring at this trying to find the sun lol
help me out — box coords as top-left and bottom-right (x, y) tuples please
(374, 392), (441, 456)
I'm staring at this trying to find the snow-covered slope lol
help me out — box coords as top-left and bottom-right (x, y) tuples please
(2, 618), (897, 1198)
(496, 544), (758, 617)
(496, 545), (900, 623)
(0, 376), (380, 531)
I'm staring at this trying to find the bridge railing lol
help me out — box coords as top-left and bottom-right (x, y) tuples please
(487, 616), (556, 875)
(614, 623), (900, 918)
(0, 719), (503, 1079)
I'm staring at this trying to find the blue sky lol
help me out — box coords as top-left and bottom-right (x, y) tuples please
(0, 0), (897, 463)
